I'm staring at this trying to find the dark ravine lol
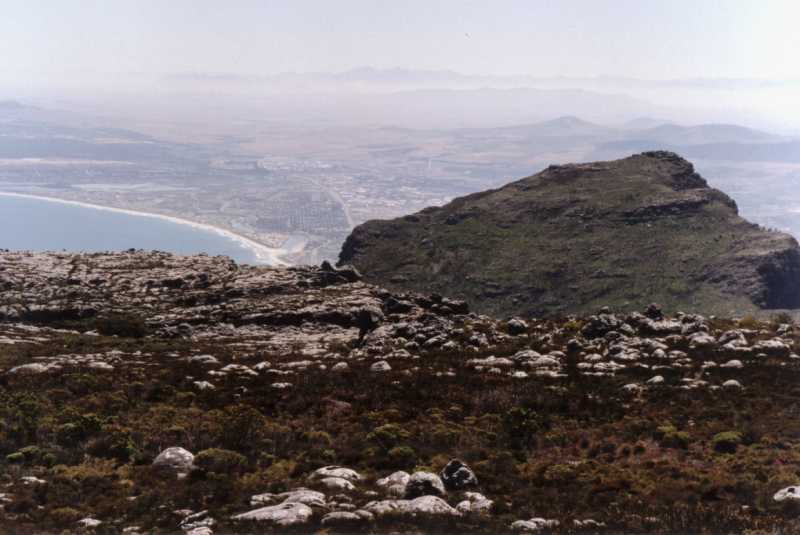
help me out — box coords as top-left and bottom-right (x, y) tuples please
(339, 152), (800, 317)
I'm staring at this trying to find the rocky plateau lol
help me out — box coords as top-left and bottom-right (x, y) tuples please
(1, 250), (800, 532)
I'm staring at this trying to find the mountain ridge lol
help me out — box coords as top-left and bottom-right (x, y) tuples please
(339, 152), (800, 317)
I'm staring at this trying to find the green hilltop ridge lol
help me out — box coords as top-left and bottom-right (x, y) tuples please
(339, 151), (800, 317)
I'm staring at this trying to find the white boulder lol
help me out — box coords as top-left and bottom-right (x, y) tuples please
(371, 360), (391, 372)
(405, 471), (446, 498)
(456, 492), (493, 515)
(231, 502), (312, 526)
(8, 363), (50, 374)
(774, 486), (800, 502)
(77, 518), (102, 528)
(310, 465), (362, 482)
(376, 470), (410, 497)
(153, 447), (195, 472)
(363, 496), (460, 517)
(319, 477), (355, 491)
(512, 518), (561, 531)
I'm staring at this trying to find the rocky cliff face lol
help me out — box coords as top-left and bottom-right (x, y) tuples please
(339, 152), (800, 317)
(0, 251), (469, 349)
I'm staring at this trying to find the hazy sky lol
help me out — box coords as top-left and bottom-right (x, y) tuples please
(3, 0), (800, 85)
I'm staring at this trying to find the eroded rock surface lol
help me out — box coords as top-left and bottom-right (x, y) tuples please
(1, 251), (800, 533)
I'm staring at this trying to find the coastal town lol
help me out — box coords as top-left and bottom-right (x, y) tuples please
(1, 102), (799, 266)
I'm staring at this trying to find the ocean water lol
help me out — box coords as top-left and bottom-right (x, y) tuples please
(0, 195), (261, 264)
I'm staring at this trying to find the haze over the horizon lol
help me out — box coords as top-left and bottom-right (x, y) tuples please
(3, 0), (800, 131)
(4, 0), (800, 81)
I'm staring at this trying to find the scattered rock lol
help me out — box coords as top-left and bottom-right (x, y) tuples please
(376, 471), (410, 497)
(321, 511), (366, 527)
(440, 459), (478, 490)
(8, 363), (50, 374)
(754, 339), (790, 357)
(511, 518), (560, 531)
(456, 492), (494, 515)
(319, 477), (355, 491)
(371, 360), (392, 372)
(77, 518), (102, 528)
(153, 447), (195, 473)
(364, 496), (460, 517)
(774, 486), (800, 502)
(507, 318), (528, 335)
(405, 471), (446, 498)
(231, 502), (313, 526)
(310, 466), (362, 482)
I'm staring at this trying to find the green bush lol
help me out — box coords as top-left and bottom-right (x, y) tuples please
(195, 448), (248, 474)
(387, 445), (417, 468)
(95, 313), (148, 338)
(712, 431), (743, 454)
(86, 424), (137, 463)
(6, 445), (43, 464)
(656, 425), (691, 449)
(56, 413), (103, 446)
(367, 424), (410, 450)
(48, 506), (83, 527)
(543, 463), (578, 483)
(5, 452), (24, 463)
(502, 407), (543, 451)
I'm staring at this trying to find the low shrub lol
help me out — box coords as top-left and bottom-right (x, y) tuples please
(712, 431), (743, 454)
(656, 425), (691, 449)
(195, 448), (248, 474)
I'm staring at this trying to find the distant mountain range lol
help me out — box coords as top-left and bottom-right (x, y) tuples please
(156, 67), (800, 131)
(163, 67), (800, 92)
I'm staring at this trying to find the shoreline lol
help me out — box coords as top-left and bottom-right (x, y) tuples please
(0, 191), (289, 266)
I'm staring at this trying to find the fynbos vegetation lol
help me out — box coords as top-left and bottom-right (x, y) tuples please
(1, 251), (800, 532)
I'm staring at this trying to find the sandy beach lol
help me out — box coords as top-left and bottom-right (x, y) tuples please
(0, 191), (289, 266)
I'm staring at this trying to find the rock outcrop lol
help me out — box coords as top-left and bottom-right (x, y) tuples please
(1, 250), (800, 533)
(339, 152), (800, 316)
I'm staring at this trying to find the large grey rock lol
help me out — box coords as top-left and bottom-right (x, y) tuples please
(688, 332), (716, 348)
(456, 492), (493, 515)
(440, 459), (478, 490)
(511, 518), (561, 531)
(321, 511), (370, 527)
(370, 360), (392, 372)
(8, 363), (50, 374)
(319, 477), (355, 491)
(77, 518), (102, 528)
(310, 465), (362, 482)
(719, 329), (749, 347)
(363, 496), (460, 517)
(250, 488), (327, 508)
(582, 313), (623, 338)
(405, 471), (446, 498)
(231, 502), (313, 526)
(507, 318), (528, 335)
(376, 470), (410, 497)
(754, 339), (790, 357)
(774, 486), (800, 502)
(152, 447), (195, 472)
